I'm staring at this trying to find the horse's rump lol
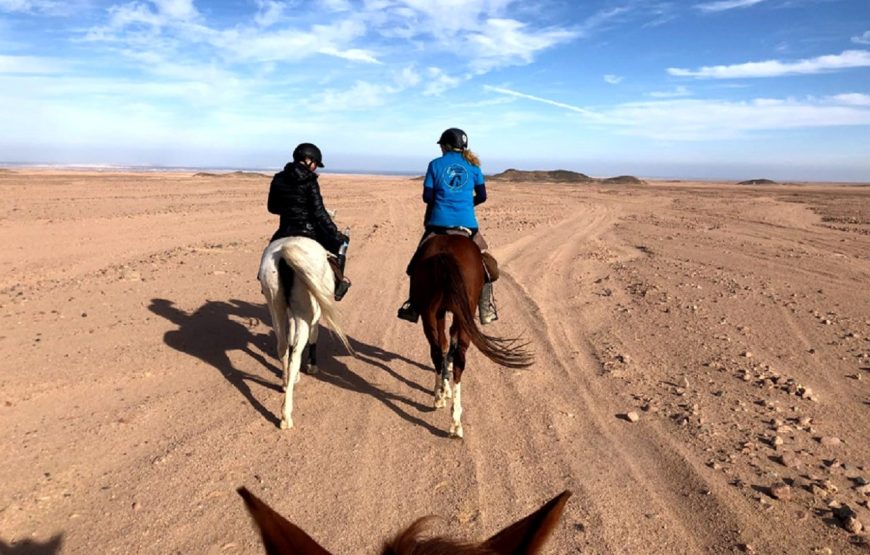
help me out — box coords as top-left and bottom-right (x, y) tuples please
(412, 235), (531, 369)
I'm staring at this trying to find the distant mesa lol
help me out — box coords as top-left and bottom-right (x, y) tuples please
(193, 170), (268, 178)
(487, 169), (645, 185)
(737, 178), (778, 185)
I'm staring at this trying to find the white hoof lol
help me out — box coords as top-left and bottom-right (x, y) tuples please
(449, 423), (464, 439)
(434, 397), (447, 409)
(280, 418), (293, 430)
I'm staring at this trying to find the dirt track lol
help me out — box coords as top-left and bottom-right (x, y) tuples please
(1, 171), (868, 554)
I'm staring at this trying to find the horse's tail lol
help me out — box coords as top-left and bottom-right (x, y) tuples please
(280, 242), (354, 356)
(427, 254), (533, 369)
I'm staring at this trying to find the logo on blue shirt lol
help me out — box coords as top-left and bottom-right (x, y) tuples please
(445, 164), (468, 191)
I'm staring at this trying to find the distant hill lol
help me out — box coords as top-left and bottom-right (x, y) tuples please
(601, 175), (645, 185)
(487, 169), (593, 183)
(0, 168), (15, 174)
(193, 170), (268, 178)
(487, 169), (645, 185)
(737, 178), (779, 185)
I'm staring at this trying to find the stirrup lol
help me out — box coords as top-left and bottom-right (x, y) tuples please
(397, 301), (419, 323)
(334, 278), (351, 301)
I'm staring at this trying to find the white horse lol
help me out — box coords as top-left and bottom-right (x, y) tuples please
(258, 236), (352, 429)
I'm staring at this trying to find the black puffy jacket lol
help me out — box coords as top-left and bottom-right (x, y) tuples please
(267, 161), (345, 254)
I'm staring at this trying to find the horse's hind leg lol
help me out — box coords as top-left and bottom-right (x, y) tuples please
(449, 331), (470, 439)
(263, 285), (291, 386)
(423, 314), (451, 409)
(302, 324), (319, 375)
(281, 315), (310, 430)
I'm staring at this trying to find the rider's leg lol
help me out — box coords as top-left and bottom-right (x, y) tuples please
(398, 229), (432, 323)
(328, 257), (351, 301)
(473, 232), (499, 324)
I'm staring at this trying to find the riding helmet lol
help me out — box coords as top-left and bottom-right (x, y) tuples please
(292, 142), (324, 168)
(437, 128), (468, 150)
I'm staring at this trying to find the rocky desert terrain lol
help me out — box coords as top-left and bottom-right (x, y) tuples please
(0, 170), (868, 554)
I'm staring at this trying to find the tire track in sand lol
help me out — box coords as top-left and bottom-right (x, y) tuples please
(466, 201), (751, 553)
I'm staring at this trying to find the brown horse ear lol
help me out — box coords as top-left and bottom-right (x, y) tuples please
(482, 490), (572, 555)
(237, 487), (334, 555)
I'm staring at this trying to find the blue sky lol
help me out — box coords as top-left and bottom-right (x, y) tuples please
(0, 0), (868, 180)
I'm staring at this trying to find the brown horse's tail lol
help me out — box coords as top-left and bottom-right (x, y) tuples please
(424, 254), (533, 369)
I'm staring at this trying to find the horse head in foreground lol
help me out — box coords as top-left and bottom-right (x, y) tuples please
(411, 234), (533, 438)
(258, 236), (352, 429)
(238, 486), (571, 555)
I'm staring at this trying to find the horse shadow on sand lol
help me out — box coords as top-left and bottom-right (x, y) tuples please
(0, 535), (63, 555)
(148, 298), (446, 436)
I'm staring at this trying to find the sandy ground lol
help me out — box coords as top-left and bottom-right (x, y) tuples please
(0, 169), (868, 554)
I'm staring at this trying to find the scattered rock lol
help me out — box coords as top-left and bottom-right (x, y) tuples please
(778, 452), (801, 468)
(819, 436), (842, 447)
(769, 482), (792, 500)
(833, 504), (864, 533)
(625, 411), (640, 423)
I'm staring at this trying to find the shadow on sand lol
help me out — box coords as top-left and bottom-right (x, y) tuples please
(149, 298), (445, 435)
(0, 535), (63, 555)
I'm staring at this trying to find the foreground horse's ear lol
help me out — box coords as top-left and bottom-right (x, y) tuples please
(237, 487), (334, 555)
(482, 490), (572, 555)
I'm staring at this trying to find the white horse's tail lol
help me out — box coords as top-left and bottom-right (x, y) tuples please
(280, 242), (354, 356)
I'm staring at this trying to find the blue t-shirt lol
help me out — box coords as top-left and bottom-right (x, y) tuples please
(423, 151), (485, 229)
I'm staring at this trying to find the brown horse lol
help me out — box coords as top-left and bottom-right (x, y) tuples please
(410, 234), (533, 438)
(238, 486), (571, 555)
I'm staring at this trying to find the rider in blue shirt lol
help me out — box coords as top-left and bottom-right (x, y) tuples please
(398, 128), (499, 324)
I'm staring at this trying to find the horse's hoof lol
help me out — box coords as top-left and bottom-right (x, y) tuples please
(280, 419), (293, 430)
(449, 424), (464, 439)
(434, 397), (447, 409)
(303, 364), (319, 376)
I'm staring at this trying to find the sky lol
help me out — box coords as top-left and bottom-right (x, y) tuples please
(0, 0), (869, 180)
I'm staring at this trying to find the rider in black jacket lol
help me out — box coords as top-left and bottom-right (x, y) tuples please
(267, 143), (351, 300)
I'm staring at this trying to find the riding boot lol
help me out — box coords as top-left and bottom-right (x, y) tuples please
(397, 293), (419, 323)
(327, 257), (351, 301)
(478, 282), (498, 324)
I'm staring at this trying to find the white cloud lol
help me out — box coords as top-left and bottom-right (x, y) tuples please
(606, 97), (870, 140)
(694, 0), (765, 13)
(0, 0), (69, 14)
(323, 0), (352, 11)
(853, 31), (870, 45)
(0, 54), (67, 74)
(668, 50), (870, 78)
(254, 0), (285, 27)
(484, 85), (870, 140)
(830, 93), (870, 106)
(603, 74), (623, 85)
(423, 67), (462, 96)
(467, 18), (577, 72)
(152, 0), (198, 21)
(648, 85), (691, 98)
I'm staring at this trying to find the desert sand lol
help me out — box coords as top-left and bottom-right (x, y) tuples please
(1, 170), (868, 554)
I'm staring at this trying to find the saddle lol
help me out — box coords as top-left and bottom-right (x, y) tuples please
(407, 227), (499, 282)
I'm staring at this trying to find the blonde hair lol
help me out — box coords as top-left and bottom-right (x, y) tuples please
(461, 149), (480, 167)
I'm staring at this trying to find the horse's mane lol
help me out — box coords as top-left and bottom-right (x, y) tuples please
(382, 517), (497, 555)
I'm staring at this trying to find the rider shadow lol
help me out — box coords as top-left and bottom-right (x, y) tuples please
(148, 298), (282, 427)
(316, 332), (450, 438)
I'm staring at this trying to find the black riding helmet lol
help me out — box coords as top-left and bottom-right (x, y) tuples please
(292, 142), (324, 168)
(437, 128), (468, 150)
